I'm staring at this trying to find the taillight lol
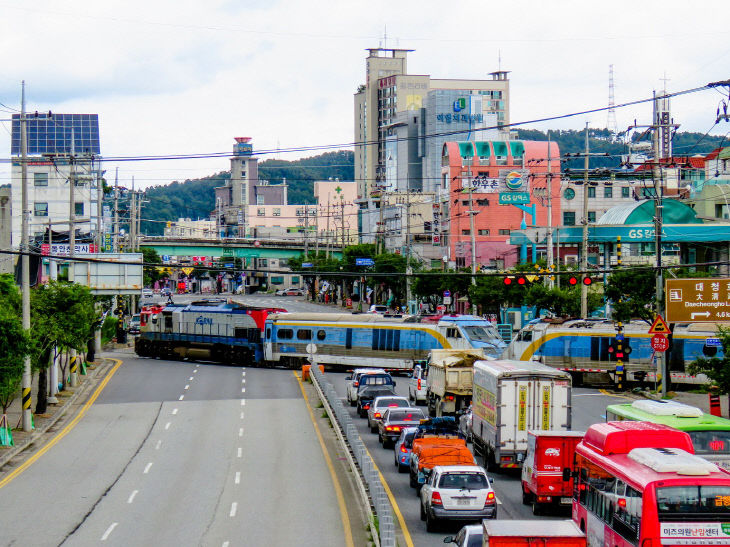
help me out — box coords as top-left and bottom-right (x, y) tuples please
(386, 426), (401, 432)
(354, 381), (359, 387)
(400, 445), (408, 453)
(431, 492), (443, 506)
(417, 379), (421, 390)
(445, 395), (454, 401)
(363, 404), (370, 410)
(485, 491), (496, 505)
(374, 412), (381, 419)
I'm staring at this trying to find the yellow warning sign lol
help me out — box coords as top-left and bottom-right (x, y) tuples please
(648, 314), (670, 334)
(181, 267), (194, 276)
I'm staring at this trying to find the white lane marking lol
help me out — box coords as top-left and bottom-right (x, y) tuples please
(222, 543), (230, 547)
(242, 371), (245, 376)
(239, 428), (244, 437)
(101, 522), (118, 541)
(496, 496), (502, 505)
(241, 399), (245, 406)
(237, 447), (242, 458)
(184, 385), (190, 390)
(193, 369), (198, 373)
(155, 440), (162, 450)
(241, 387), (245, 393)
(144, 462), (153, 474)
(229, 502), (237, 517)
(242, 378), (246, 383)
(179, 395), (184, 401)
(127, 490), (138, 504)
(240, 411), (244, 419)
(165, 422), (171, 430)
(189, 376), (194, 381)
(235, 472), (240, 484)
(172, 408), (178, 415)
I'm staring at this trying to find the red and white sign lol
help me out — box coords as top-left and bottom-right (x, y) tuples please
(254, 240), (261, 247)
(436, 305), (447, 313)
(41, 243), (98, 256)
(651, 333), (669, 352)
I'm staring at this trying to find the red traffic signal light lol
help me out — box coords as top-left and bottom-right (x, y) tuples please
(583, 276), (593, 286)
(503, 277), (513, 286)
(568, 276), (578, 286)
(517, 276), (527, 285)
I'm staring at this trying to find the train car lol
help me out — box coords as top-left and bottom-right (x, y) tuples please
(263, 313), (505, 370)
(504, 319), (726, 386)
(135, 298), (269, 365)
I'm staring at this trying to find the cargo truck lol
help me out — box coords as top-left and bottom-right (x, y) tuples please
(482, 520), (585, 547)
(471, 359), (571, 471)
(425, 349), (486, 417)
(521, 430), (584, 515)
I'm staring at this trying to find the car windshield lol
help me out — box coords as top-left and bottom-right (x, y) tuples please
(462, 325), (500, 342)
(688, 430), (730, 455)
(466, 533), (483, 547)
(438, 472), (488, 490)
(388, 409), (425, 422)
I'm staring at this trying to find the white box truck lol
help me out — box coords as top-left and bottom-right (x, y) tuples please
(471, 359), (571, 471)
(425, 349), (486, 417)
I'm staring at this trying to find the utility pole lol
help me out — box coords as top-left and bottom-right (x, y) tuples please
(378, 189), (385, 254)
(113, 168), (119, 252)
(136, 189), (143, 251)
(652, 91), (667, 397)
(326, 196), (331, 259)
(546, 131), (555, 288)
(20, 81), (32, 432)
(95, 157), (103, 251)
(303, 205), (309, 258)
(315, 205), (319, 257)
(580, 123), (590, 318)
(405, 191), (412, 310)
(468, 173), (477, 315)
(340, 198), (346, 252)
(69, 128), (76, 281)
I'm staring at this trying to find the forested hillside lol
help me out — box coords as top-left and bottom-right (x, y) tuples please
(141, 132), (726, 235)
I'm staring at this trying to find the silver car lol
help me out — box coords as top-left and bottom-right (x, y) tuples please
(366, 396), (410, 433)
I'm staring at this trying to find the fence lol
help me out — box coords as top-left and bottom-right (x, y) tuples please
(309, 364), (396, 547)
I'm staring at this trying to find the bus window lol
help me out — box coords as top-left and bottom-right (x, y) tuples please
(656, 485), (730, 517)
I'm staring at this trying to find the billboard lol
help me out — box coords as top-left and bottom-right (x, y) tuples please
(71, 253), (143, 295)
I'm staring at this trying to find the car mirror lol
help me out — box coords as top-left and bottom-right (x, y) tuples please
(443, 537), (454, 544)
(345, 376), (352, 381)
(392, 381), (396, 387)
(562, 467), (572, 482)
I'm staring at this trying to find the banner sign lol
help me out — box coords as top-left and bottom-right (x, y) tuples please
(42, 243), (98, 256)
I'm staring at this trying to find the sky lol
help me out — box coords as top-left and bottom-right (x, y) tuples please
(1, 0), (729, 191)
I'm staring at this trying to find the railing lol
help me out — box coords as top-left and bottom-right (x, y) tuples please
(309, 364), (396, 547)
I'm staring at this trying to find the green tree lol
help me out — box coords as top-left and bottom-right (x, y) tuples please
(688, 326), (730, 412)
(524, 284), (602, 318)
(0, 281), (29, 416)
(141, 247), (163, 287)
(604, 269), (656, 323)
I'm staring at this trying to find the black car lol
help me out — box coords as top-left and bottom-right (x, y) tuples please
(378, 407), (426, 447)
(356, 385), (397, 417)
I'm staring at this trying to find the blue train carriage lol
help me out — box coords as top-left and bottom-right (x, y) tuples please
(504, 319), (726, 387)
(135, 299), (263, 364)
(263, 313), (505, 371)
(434, 315), (507, 356)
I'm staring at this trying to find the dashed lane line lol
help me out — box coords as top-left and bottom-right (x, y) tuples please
(235, 472), (240, 485)
(101, 522), (118, 541)
(143, 462), (153, 474)
(127, 490), (138, 504)
(229, 502), (238, 517)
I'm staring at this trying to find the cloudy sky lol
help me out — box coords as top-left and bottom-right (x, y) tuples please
(1, 0), (728, 190)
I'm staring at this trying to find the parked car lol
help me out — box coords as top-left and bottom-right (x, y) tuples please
(128, 314), (141, 335)
(276, 287), (305, 296)
(368, 304), (389, 314)
(420, 465), (497, 532)
(367, 396), (410, 433)
(356, 385), (397, 417)
(443, 524), (484, 547)
(458, 405), (473, 443)
(345, 368), (386, 406)
(379, 407), (426, 447)
(141, 288), (154, 298)
(394, 426), (419, 473)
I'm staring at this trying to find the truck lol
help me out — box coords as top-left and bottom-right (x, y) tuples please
(471, 359), (572, 471)
(521, 430), (584, 515)
(482, 520), (585, 547)
(425, 349), (487, 417)
(409, 437), (475, 489)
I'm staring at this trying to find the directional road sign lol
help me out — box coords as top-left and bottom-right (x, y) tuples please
(706, 338), (722, 347)
(355, 258), (375, 267)
(665, 278), (730, 323)
(651, 334), (669, 352)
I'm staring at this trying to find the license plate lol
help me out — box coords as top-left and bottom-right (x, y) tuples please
(560, 497), (572, 504)
(456, 498), (471, 506)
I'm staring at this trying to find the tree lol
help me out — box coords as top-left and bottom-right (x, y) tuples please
(141, 247), (163, 287)
(688, 326), (730, 414)
(0, 284), (29, 416)
(604, 269), (656, 323)
(524, 284), (602, 318)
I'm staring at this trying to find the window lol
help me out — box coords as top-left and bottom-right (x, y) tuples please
(241, 170), (246, 177)
(462, 229), (470, 235)
(478, 229), (490, 235)
(296, 329), (312, 341)
(75, 202), (84, 216)
(33, 172), (48, 186)
(498, 229), (510, 236)
(476, 199), (489, 206)
(621, 186), (630, 198)
(446, 327), (461, 339)
(277, 328), (293, 340)
(462, 200), (470, 206)
(563, 212), (576, 225)
(34, 202), (48, 216)
(317, 330), (326, 341)
(273, 208), (281, 217)
(604, 186), (613, 198)
(258, 258), (268, 267)
(587, 186), (596, 198)
(257, 208), (265, 216)
(587, 211), (596, 223)
(256, 195), (264, 205)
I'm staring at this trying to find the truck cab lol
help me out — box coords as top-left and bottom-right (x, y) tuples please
(408, 360), (428, 405)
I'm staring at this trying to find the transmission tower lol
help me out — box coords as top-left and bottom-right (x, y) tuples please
(607, 65), (618, 137)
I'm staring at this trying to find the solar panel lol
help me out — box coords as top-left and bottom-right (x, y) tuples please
(11, 113), (100, 156)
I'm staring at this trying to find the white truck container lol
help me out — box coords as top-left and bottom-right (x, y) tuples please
(425, 349), (486, 417)
(471, 359), (571, 471)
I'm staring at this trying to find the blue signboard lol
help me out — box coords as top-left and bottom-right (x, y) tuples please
(224, 263), (234, 268)
(498, 192), (530, 205)
(302, 262), (314, 268)
(356, 258), (375, 267)
(706, 338), (722, 347)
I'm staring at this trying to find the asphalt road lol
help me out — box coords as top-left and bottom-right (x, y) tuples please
(0, 355), (348, 547)
(325, 371), (632, 545)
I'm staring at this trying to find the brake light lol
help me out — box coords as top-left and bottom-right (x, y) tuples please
(354, 381), (359, 387)
(400, 445), (408, 453)
(417, 379), (421, 390)
(485, 491), (496, 505)
(431, 491), (443, 506)
(374, 412), (381, 419)
(387, 404), (398, 408)
(445, 395), (454, 401)
(363, 404), (370, 410)
(386, 426), (401, 432)
(618, 498), (626, 508)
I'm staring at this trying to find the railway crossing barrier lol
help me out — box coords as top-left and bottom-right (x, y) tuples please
(309, 364), (396, 547)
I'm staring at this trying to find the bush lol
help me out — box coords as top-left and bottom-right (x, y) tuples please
(101, 316), (118, 344)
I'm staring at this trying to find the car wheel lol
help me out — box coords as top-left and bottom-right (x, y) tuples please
(398, 463), (407, 474)
(425, 511), (438, 533)
(378, 432), (383, 444)
(532, 500), (541, 516)
(522, 488), (532, 505)
(409, 473), (416, 488)
(420, 502), (426, 521)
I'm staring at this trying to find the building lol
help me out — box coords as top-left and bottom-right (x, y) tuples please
(354, 48), (510, 199)
(215, 138), (288, 237)
(0, 187), (12, 274)
(687, 147), (730, 220)
(164, 218), (217, 240)
(10, 113), (103, 249)
(314, 180), (358, 249)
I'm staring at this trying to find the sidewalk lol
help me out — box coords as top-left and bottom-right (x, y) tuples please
(0, 353), (119, 473)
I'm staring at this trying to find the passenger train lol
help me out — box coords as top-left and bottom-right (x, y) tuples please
(504, 318), (725, 386)
(134, 299), (507, 370)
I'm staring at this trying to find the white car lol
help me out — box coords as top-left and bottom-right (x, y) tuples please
(345, 368), (386, 406)
(408, 362), (428, 405)
(443, 524), (483, 547)
(141, 288), (154, 298)
(366, 396), (410, 433)
(368, 305), (388, 314)
(420, 465), (497, 532)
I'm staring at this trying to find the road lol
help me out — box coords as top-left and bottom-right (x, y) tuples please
(0, 353), (350, 546)
(324, 371), (632, 545)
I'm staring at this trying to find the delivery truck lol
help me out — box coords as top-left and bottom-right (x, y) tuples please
(521, 430), (584, 515)
(425, 349), (487, 417)
(471, 359), (572, 471)
(482, 520), (585, 547)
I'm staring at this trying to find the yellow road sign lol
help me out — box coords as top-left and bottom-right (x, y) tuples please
(648, 314), (670, 334)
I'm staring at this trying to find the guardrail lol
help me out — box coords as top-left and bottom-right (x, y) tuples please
(309, 365), (396, 547)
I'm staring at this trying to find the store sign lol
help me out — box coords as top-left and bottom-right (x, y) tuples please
(42, 243), (98, 256)
(462, 170), (530, 194)
(498, 192), (530, 205)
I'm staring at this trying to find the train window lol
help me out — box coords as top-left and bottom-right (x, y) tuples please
(519, 330), (533, 342)
(266, 328), (271, 339)
(234, 327), (247, 338)
(446, 327), (461, 339)
(703, 344), (718, 357)
(317, 330), (326, 341)
(297, 329), (312, 341)
(278, 329), (293, 340)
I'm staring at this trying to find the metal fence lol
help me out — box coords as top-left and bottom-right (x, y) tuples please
(309, 364), (396, 547)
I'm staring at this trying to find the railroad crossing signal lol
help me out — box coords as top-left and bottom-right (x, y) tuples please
(503, 275), (538, 286)
(648, 315), (670, 334)
(567, 275), (593, 286)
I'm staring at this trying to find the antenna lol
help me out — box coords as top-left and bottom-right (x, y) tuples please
(607, 64), (618, 138)
(498, 49), (502, 72)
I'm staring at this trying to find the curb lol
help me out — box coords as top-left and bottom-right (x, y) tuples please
(0, 358), (114, 470)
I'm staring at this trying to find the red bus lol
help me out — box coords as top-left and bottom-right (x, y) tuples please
(572, 421), (730, 547)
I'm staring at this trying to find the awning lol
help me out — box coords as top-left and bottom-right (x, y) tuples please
(457, 142), (474, 158)
(492, 141), (508, 157)
(474, 142), (491, 158)
(509, 141), (525, 158)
